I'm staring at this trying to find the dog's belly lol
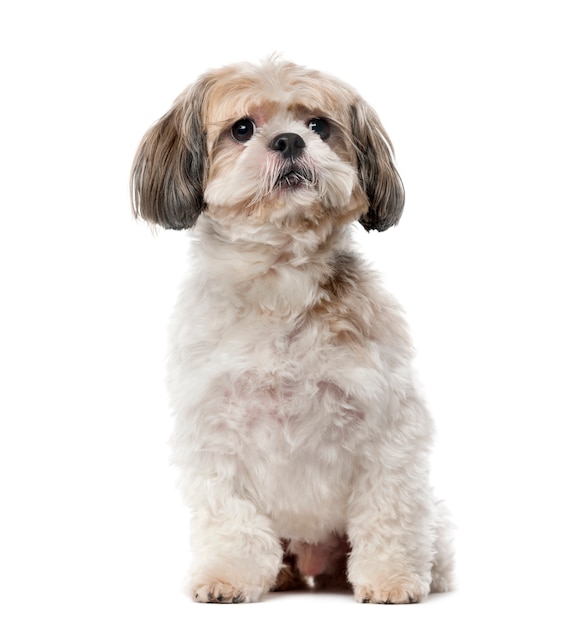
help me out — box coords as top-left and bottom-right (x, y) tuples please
(241, 447), (352, 541)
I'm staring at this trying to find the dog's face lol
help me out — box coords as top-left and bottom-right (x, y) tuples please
(131, 59), (404, 233)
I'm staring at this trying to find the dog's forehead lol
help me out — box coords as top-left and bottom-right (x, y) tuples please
(238, 100), (331, 128)
(204, 63), (352, 125)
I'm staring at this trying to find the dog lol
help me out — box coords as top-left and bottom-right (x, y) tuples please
(131, 58), (454, 604)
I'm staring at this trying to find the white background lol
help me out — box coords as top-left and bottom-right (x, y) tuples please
(1, 1), (581, 624)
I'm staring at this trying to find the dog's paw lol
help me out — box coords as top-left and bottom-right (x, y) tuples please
(353, 575), (429, 604)
(192, 582), (248, 604)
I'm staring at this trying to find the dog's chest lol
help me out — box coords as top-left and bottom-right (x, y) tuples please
(222, 317), (364, 536)
(217, 313), (368, 450)
(171, 250), (387, 460)
(176, 311), (370, 537)
(170, 258), (393, 538)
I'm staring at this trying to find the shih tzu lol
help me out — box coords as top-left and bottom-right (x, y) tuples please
(131, 58), (454, 604)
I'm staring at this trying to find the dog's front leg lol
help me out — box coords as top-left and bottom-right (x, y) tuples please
(346, 428), (435, 604)
(347, 481), (434, 603)
(185, 479), (282, 603)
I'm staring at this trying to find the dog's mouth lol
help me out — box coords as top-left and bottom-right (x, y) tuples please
(275, 165), (314, 190)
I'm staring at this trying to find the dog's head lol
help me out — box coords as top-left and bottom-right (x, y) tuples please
(131, 59), (404, 233)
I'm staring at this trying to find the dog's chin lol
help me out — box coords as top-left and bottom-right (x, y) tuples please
(204, 169), (314, 212)
(205, 174), (323, 228)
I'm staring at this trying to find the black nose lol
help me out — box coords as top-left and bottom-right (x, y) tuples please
(269, 133), (306, 160)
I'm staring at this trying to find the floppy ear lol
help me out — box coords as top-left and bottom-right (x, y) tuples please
(130, 83), (208, 230)
(351, 99), (405, 231)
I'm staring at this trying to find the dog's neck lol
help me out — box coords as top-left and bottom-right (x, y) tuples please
(191, 213), (356, 316)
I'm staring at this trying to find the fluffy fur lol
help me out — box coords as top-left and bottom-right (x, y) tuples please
(131, 58), (454, 604)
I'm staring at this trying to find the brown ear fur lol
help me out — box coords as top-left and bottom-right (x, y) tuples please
(352, 100), (405, 231)
(130, 83), (208, 230)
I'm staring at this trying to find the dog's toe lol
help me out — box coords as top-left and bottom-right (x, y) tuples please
(193, 582), (247, 604)
(354, 576), (428, 604)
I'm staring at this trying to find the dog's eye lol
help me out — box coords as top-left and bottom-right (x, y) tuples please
(231, 118), (255, 143)
(307, 118), (330, 140)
